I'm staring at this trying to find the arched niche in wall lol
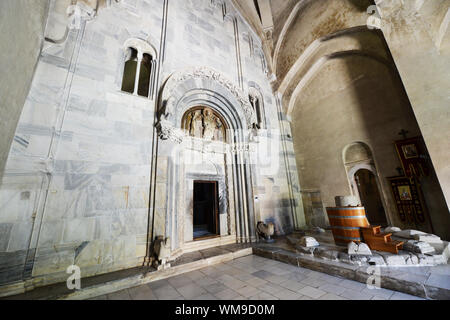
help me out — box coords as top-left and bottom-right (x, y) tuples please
(248, 85), (266, 130)
(343, 142), (389, 226)
(120, 38), (157, 99)
(182, 107), (228, 143)
(152, 67), (259, 261)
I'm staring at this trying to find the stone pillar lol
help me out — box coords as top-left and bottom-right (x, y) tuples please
(374, 0), (450, 237)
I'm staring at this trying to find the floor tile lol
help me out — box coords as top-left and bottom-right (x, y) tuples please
(94, 255), (428, 301)
(214, 288), (240, 300)
(279, 279), (307, 292)
(168, 274), (194, 288)
(193, 293), (217, 300)
(235, 285), (260, 298)
(249, 292), (279, 300)
(203, 282), (228, 295)
(361, 287), (395, 299)
(107, 289), (132, 300)
(340, 288), (373, 300)
(319, 293), (347, 300)
(256, 282), (286, 294)
(88, 295), (108, 300)
(272, 289), (302, 300)
(154, 285), (181, 300)
(251, 270), (275, 279)
(300, 276), (328, 288)
(298, 286), (326, 299)
(128, 285), (157, 300)
(390, 292), (425, 300)
(339, 279), (366, 291)
(176, 283), (207, 300)
(318, 283), (347, 295)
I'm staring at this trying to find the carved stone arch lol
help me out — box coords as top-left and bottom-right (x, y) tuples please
(123, 38), (158, 58)
(158, 67), (257, 136)
(342, 142), (391, 225)
(154, 68), (259, 256)
(119, 37), (158, 99)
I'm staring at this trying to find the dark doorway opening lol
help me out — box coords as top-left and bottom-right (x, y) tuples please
(193, 181), (219, 240)
(355, 169), (388, 226)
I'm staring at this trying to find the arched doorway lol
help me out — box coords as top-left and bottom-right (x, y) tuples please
(343, 142), (390, 226)
(152, 67), (259, 260)
(354, 169), (387, 226)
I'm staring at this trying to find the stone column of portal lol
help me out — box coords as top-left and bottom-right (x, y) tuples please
(243, 149), (257, 242)
(374, 0), (450, 214)
(133, 51), (143, 95)
(239, 149), (249, 242)
(232, 152), (243, 242)
(234, 150), (246, 243)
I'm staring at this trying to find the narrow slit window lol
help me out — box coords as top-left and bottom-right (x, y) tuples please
(138, 53), (152, 97)
(254, 0), (262, 23)
(121, 48), (138, 94)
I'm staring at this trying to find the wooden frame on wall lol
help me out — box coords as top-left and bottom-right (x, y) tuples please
(387, 176), (433, 233)
(394, 137), (429, 178)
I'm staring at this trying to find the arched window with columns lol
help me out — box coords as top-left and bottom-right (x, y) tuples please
(121, 38), (157, 98)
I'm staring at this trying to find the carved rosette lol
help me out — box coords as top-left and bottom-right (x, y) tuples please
(160, 67), (257, 129)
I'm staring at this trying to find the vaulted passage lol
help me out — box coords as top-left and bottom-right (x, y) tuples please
(193, 181), (220, 240)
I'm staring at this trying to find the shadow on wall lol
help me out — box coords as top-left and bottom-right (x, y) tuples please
(291, 28), (450, 240)
(341, 31), (450, 239)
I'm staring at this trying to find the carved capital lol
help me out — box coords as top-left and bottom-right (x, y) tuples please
(67, 2), (96, 30)
(157, 120), (185, 144)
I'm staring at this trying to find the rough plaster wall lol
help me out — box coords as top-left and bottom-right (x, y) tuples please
(291, 55), (450, 239)
(275, 0), (372, 84)
(0, 0), (295, 289)
(269, 0), (297, 46)
(0, 0), (49, 183)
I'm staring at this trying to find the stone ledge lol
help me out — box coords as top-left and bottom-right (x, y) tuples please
(252, 245), (450, 300)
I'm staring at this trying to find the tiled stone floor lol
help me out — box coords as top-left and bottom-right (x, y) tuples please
(90, 255), (425, 300)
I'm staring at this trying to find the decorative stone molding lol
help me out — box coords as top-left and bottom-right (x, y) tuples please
(123, 38), (158, 58)
(160, 67), (257, 129)
(231, 142), (250, 154)
(156, 120), (185, 144)
(67, 2), (97, 30)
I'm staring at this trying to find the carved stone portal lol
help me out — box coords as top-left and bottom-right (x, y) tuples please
(182, 107), (226, 142)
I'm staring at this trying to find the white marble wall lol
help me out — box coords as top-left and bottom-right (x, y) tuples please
(0, 0), (299, 289)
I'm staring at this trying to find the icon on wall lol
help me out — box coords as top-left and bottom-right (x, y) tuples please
(401, 144), (418, 159)
(398, 185), (412, 201)
(394, 137), (429, 178)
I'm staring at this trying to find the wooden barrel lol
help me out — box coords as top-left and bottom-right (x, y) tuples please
(326, 207), (370, 246)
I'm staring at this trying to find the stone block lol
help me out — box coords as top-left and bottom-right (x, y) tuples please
(299, 236), (319, 248)
(383, 255), (407, 266)
(384, 226), (402, 233)
(335, 196), (359, 207)
(394, 229), (426, 239)
(348, 242), (372, 256)
(403, 240), (435, 254)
